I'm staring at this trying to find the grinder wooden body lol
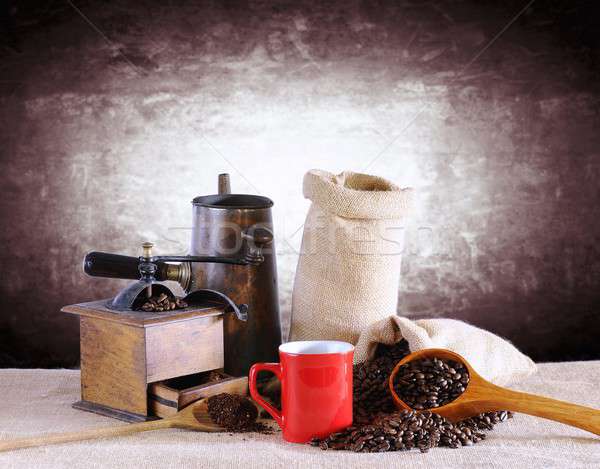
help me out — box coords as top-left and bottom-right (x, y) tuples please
(62, 300), (228, 421)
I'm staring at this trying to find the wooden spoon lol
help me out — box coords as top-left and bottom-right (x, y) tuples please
(388, 348), (600, 436)
(0, 398), (223, 452)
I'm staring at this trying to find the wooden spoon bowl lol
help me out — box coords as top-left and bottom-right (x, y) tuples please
(388, 348), (600, 436)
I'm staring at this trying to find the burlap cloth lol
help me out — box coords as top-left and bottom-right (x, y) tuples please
(354, 316), (537, 385)
(1, 367), (599, 468)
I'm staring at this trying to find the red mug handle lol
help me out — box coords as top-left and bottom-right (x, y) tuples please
(249, 363), (283, 428)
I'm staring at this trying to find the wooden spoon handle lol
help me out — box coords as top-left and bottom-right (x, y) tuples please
(489, 385), (600, 436)
(0, 419), (172, 452)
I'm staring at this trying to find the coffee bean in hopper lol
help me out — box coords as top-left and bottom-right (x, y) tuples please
(137, 293), (188, 312)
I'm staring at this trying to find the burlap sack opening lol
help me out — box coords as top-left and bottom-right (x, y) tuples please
(290, 169), (413, 344)
(302, 169), (413, 219)
(355, 315), (537, 385)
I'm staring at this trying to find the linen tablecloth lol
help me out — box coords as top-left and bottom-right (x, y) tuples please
(0, 362), (599, 468)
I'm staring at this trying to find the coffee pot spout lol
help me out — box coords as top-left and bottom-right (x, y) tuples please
(218, 173), (231, 195)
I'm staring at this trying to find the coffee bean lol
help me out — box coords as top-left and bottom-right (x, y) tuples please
(136, 294), (188, 312)
(351, 441), (364, 452)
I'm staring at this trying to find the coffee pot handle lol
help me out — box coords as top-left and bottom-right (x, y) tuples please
(242, 227), (273, 264)
(249, 363), (283, 428)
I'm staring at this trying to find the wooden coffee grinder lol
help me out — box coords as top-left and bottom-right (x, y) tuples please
(62, 174), (282, 422)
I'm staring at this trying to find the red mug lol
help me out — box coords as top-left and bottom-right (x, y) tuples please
(249, 340), (353, 443)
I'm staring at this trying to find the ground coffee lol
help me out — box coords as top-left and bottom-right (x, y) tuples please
(207, 393), (271, 433)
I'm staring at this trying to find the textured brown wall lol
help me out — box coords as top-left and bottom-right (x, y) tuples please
(0, 0), (599, 367)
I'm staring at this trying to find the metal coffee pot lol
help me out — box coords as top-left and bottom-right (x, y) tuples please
(83, 174), (282, 376)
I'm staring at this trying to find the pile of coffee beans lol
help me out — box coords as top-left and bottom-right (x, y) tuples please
(392, 357), (470, 409)
(207, 393), (271, 433)
(314, 340), (513, 453)
(353, 340), (411, 424)
(312, 409), (511, 453)
(137, 293), (188, 312)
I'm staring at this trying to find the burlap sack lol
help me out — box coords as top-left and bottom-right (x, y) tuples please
(355, 315), (537, 385)
(290, 169), (413, 344)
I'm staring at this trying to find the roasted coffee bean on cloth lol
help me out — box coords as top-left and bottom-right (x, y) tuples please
(136, 293), (187, 312)
(207, 393), (271, 433)
(316, 340), (513, 453)
(392, 356), (470, 409)
(311, 409), (512, 453)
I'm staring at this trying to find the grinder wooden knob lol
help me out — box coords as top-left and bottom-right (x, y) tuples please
(142, 242), (154, 259)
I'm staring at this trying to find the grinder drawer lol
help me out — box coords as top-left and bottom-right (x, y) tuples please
(146, 315), (224, 383)
(149, 371), (248, 418)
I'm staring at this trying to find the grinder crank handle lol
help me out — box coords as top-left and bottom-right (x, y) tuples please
(83, 252), (169, 280)
(84, 227), (273, 280)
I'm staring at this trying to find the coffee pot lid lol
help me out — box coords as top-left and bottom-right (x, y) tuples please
(192, 173), (273, 209)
